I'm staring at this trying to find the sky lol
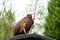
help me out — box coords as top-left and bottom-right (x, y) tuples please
(0, 0), (48, 23)
(11, 0), (49, 23)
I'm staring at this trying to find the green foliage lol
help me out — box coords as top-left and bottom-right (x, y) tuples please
(43, 0), (60, 40)
(0, 0), (15, 40)
(0, 9), (15, 40)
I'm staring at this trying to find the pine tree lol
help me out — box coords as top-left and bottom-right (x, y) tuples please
(43, 0), (60, 40)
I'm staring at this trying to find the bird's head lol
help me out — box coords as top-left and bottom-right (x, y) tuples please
(27, 14), (32, 19)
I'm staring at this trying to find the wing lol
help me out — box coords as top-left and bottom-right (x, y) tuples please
(13, 23), (20, 36)
(19, 17), (34, 34)
(18, 17), (29, 33)
(13, 17), (26, 36)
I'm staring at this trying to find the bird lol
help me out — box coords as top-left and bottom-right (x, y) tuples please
(13, 14), (34, 36)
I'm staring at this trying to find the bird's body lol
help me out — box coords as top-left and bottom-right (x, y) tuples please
(13, 14), (34, 36)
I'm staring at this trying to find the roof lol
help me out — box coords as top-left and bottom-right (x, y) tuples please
(9, 33), (54, 40)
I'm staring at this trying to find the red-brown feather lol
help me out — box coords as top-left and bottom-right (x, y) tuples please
(13, 14), (34, 36)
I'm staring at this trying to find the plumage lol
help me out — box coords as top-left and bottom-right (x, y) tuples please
(13, 14), (34, 36)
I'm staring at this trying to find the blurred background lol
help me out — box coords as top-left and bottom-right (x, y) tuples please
(0, 0), (60, 40)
